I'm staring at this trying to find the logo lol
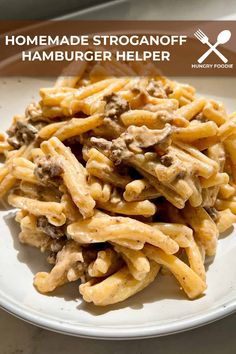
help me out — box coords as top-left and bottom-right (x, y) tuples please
(194, 29), (231, 64)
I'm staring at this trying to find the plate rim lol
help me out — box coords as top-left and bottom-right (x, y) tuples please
(1, 289), (236, 339)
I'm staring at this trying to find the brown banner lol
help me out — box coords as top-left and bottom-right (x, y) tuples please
(0, 21), (235, 76)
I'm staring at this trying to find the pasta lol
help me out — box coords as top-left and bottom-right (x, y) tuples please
(1, 63), (236, 307)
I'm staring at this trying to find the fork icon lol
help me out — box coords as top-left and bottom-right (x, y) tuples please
(194, 29), (230, 64)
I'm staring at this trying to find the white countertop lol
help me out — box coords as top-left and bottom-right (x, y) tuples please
(1, 308), (236, 354)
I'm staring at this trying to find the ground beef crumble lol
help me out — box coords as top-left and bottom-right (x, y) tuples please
(91, 124), (173, 165)
(37, 216), (65, 239)
(146, 80), (167, 98)
(160, 154), (174, 167)
(104, 93), (130, 119)
(7, 121), (38, 149)
(34, 155), (63, 185)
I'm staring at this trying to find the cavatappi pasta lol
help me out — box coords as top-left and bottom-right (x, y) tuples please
(1, 61), (236, 306)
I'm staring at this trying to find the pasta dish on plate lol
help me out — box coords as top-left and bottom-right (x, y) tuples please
(0, 60), (236, 306)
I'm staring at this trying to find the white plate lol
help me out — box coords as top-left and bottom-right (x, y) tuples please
(0, 77), (236, 340)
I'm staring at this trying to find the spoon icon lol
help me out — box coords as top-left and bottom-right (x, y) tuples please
(197, 29), (231, 64)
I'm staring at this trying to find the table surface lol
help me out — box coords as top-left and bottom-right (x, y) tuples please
(1, 0), (236, 353)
